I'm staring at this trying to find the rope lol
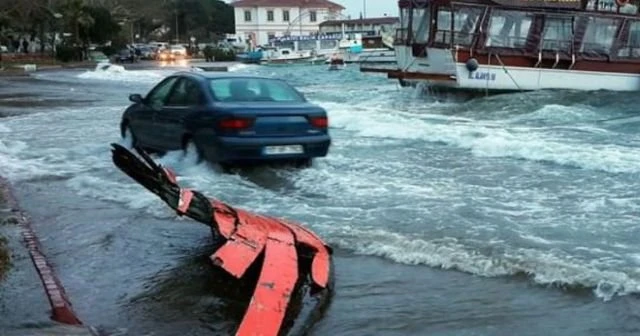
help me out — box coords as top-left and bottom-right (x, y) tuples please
(494, 53), (524, 92)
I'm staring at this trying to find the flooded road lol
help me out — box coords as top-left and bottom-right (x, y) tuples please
(1, 63), (640, 335)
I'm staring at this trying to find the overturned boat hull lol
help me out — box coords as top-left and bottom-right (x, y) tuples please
(110, 143), (334, 336)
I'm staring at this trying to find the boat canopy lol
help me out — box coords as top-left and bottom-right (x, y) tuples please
(399, 0), (637, 13)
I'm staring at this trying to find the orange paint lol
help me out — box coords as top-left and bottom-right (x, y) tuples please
(281, 220), (331, 288)
(210, 219), (268, 278)
(212, 200), (237, 237)
(235, 226), (298, 336)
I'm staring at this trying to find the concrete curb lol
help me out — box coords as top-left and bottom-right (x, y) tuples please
(0, 176), (83, 326)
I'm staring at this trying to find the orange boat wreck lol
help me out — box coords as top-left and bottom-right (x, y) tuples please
(110, 143), (334, 336)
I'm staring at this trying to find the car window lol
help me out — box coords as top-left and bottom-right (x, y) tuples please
(165, 78), (204, 107)
(146, 76), (179, 109)
(208, 78), (304, 102)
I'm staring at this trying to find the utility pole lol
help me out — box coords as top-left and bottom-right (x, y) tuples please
(175, 10), (179, 43)
(363, 0), (366, 18)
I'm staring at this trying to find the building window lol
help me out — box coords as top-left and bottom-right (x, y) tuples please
(267, 10), (274, 22)
(283, 10), (290, 22)
(309, 10), (317, 22)
(267, 32), (276, 41)
(244, 10), (251, 22)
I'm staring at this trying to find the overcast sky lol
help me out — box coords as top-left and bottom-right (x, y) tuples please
(332, 0), (398, 19)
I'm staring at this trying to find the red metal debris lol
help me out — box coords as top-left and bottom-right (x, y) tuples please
(110, 143), (334, 336)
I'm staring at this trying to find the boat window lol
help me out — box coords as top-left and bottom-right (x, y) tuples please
(585, 0), (636, 14)
(453, 6), (484, 46)
(485, 10), (532, 48)
(434, 6), (483, 46)
(412, 8), (429, 43)
(580, 17), (620, 55)
(617, 21), (640, 58)
(541, 16), (574, 51)
(396, 7), (410, 44)
(619, 3), (639, 15)
(320, 39), (337, 49)
(299, 40), (316, 50)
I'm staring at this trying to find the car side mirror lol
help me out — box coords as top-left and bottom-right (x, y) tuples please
(129, 94), (144, 104)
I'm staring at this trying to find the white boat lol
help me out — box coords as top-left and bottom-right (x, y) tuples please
(260, 47), (326, 66)
(363, 0), (640, 94)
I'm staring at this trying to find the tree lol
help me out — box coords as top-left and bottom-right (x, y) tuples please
(209, 0), (235, 36)
(82, 6), (120, 44)
(59, 0), (94, 45)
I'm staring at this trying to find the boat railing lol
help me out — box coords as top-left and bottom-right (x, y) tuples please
(435, 30), (477, 46)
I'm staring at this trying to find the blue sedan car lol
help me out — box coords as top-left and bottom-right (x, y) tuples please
(120, 72), (331, 168)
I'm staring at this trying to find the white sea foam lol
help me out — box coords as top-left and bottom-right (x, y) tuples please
(76, 65), (173, 84)
(324, 103), (640, 173)
(320, 225), (640, 301)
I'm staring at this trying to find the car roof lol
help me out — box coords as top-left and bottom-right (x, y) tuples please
(172, 71), (277, 81)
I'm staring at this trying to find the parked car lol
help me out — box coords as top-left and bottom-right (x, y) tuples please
(88, 50), (109, 62)
(156, 48), (175, 61)
(136, 46), (155, 60)
(114, 49), (136, 63)
(168, 44), (188, 58)
(120, 72), (331, 168)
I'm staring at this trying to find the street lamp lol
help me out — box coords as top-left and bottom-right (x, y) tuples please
(52, 12), (63, 56)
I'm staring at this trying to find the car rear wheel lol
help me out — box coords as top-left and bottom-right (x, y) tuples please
(183, 139), (202, 164)
(295, 158), (312, 168)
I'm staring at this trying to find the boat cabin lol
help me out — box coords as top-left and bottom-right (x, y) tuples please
(396, 0), (640, 69)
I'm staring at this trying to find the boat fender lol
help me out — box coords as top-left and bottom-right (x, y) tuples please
(465, 58), (479, 72)
(616, 0), (630, 6)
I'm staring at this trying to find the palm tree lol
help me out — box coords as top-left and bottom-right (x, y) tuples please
(59, 0), (94, 45)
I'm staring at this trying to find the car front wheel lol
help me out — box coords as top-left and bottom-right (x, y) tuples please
(121, 123), (137, 148)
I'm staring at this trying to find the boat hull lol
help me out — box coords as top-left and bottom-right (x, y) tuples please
(261, 57), (327, 66)
(208, 229), (335, 335)
(389, 45), (640, 93)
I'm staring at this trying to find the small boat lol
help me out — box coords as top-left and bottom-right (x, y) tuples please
(110, 144), (334, 336)
(327, 54), (346, 70)
(236, 50), (264, 64)
(260, 47), (326, 66)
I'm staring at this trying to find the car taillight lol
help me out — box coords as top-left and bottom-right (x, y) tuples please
(219, 117), (254, 130)
(309, 116), (328, 128)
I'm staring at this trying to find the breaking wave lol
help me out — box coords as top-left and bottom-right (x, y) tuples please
(76, 63), (172, 84)
(325, 101), (640, 174)
(321, 225), (640, 301)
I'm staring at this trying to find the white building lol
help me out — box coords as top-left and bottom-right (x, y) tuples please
(319, 17), (399, 36)
(231, 0), (345, 47)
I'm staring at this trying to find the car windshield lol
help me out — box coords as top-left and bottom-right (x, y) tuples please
(208, 78), (304, 102)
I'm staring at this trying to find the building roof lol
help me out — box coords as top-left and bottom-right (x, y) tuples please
(319, 17), (399, 27)
(231, 0), (345, 10)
